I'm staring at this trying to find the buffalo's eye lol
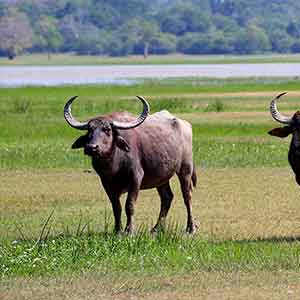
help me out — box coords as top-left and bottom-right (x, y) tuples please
(88, 123), (97, 131)
(103, 126), (111, 135)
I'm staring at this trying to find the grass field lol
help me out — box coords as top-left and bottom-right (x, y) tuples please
(1, 77), (300, 299)
(2, 53), (300, 65)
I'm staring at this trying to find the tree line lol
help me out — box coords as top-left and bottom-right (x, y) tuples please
(1, 0), (300, 59)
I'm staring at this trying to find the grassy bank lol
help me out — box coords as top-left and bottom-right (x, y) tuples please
(2, 53), (300, 66)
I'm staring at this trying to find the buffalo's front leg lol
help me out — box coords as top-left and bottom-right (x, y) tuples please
(103, 186), (123, 233)
(111, 197), (122, 233)
(124, 171), (143, 234)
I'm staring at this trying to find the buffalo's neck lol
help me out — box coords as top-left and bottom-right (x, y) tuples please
(288, 140), (300, 175)
(91, 148), (125, 177)
(293, 131), (300, 148)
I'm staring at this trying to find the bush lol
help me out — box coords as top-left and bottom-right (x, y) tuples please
(204, 99), (225, 112)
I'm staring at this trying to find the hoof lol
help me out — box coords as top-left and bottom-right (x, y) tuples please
(186, 222), (198, 234)
(114, 225), (123, 234)
(124, 226), (134, 235)
(150, 223), (165, 234)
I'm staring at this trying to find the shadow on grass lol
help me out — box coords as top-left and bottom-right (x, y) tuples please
(215, 235), (300, 245)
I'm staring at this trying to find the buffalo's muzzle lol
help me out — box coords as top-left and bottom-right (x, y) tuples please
(84, 144), (99, 156)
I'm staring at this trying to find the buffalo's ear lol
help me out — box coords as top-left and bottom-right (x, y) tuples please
(268, 126), (292, 138)
(72, 135), (88, 149)
(115, 136), (130, 152)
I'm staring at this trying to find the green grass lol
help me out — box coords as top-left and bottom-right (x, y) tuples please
(1, 77), (300, 99)
(1, 78), (296, 169)
(1, 139), (287, 169)
(0, 110), (290, 169)
(2, 229), (300, 278)
(2, 53), (300, 65)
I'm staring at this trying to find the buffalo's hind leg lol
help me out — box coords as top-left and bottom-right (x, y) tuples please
(151, 182), (174, 233)
(178, 166), (197, 234)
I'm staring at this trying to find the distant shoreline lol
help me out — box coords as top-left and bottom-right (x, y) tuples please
(2, 53), (300, 67)
(1, 63), (300, 87)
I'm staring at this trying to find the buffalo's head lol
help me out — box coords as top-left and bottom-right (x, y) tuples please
(64, 96), (150, 158)
(268, 92), (300, 184)
(268, 92), (300, 141)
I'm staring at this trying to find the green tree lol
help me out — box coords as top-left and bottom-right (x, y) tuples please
(269, 30), (294, 53)
(88, 2), (120, 29)
(58, 15), (80, 52)
(233, 25), (271, 54)
(180, 5), (212, 33)
(151, 33), (177, 54)
(35, 15), (63, 59)
(0, 9), (33, 59)
(291, 40), (300, 53)
(161, 15), (187, 35)
(1, 0), (300, 56)
(139, 21), (160, 58)
(160, 3), (212, 35)
(212, 14), (240, 33)
(122, 19), (161, 58)
(0, 2), (9, 17)
(287, 21), (300, 39)
(192, 0), (212, 12)
(177, 32), (212, 54)
(210, 31), (235, 54)
(71, 23), (102, 55)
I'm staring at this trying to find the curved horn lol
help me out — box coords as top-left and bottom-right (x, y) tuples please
(64, 96), (89, 130)
(270, 92), (292, 124)
(111, 96), (150, 130)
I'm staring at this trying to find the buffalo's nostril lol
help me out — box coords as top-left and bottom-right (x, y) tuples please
(85, 144), (99, 155)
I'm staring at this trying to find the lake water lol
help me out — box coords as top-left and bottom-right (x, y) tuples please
(1, 63), (300, 87)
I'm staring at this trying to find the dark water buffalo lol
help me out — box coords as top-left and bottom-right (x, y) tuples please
(64, 96), (197, 233)
(268, 92), (300, 185)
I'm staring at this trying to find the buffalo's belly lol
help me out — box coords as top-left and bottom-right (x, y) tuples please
(140, 163), (178, 189)
(140, 175), (174, 190)
(139, 142), (182, 189)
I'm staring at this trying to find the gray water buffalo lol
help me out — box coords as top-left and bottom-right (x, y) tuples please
(64, 96), (197, 233)
(268, 92), (300, 185)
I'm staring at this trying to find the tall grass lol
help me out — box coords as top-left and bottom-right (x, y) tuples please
(2, 226), (300, 278)
(204, 99), (225, 112)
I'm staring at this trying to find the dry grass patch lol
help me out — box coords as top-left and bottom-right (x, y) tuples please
(2, 270), (300, 300)
(1, 168), (300, 241)
(179, 111), (273, 124)
(150, 91), (300, 99)
(0, 170), (104, 239)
